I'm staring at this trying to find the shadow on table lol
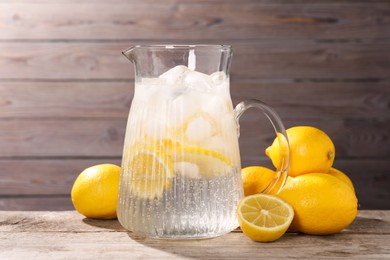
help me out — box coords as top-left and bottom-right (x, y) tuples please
(346, 215), (388, 233)
(126, 232), (235, 259)
(126, 230), (298, 259)
(124, 215), (389, 258)
(82, 218), (125, 231)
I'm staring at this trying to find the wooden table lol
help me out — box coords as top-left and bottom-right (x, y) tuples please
(0, 210), (389, 259)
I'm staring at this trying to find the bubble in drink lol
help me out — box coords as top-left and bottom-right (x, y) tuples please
(210, 71), (227, 85)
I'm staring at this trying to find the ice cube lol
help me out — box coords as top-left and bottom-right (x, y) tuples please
(202, 96), (231, 118)
(159, 65), (189, 85)
(141, 77), (163, 85)
(186, 115), (214, 142)
(170, 93), (200, 128)
(183, 70), (213, 92)
(210, 71), (227, 85)
(201, 135), (240, 167)
(173, 161), (200, 178)
(201, 136), (231, 156)
(141, 99), (170, 138)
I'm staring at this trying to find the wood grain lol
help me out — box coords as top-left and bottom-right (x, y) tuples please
(0, 158), (388, 209)
(238, 117), (390, 159)
(0, 81), (133, 119)
(1, 1), (389, 40)
(231, 81), (390, 120)
(240, 118), (390, 159)
(0, 119), (126, 157)
(1, 81), (389, 119)
(0, 159), (121, 195)
(333, 160), (390, 210)
(0, 232), (388, 258)
(0, 196), (73, 211)
(0, 211), (389, 259)
(1, 41), (389, 80)
(0, 118), (388, 158)
(1, 210), (388, 233)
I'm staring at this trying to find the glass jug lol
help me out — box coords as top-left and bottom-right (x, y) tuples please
(117, 45), (289, 239)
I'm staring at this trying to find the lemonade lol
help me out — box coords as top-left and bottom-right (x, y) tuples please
(117, 65), (244, 238)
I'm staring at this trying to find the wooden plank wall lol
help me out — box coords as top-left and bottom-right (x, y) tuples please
(0, 0), (389, 210)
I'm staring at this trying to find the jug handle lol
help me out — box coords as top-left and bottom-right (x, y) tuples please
(234, 99), (290, 194)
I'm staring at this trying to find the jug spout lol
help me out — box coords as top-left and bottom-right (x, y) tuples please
(122, 46), (136, 62)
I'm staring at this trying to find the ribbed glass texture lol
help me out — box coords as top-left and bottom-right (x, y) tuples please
(117, 64), (244, 239)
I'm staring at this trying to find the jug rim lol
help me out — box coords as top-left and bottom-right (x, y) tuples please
(124, 44), (232, 52)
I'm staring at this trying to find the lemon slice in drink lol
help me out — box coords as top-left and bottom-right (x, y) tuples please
(237, 194), (294, 242)
(174, 146), (232, 178)
(131, 139), (181, 154)
(128, 149), (173, 200)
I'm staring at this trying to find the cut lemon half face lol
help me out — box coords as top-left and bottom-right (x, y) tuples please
(128, 149), (173, 200)
(174, 146), (232, 178)
(237, 194), (294, 242)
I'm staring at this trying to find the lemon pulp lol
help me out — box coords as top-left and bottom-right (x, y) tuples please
(128, 149), (173, 200)
(237, 194), (294, 242)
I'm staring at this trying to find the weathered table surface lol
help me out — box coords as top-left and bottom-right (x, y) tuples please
(0, 210), (389, 259)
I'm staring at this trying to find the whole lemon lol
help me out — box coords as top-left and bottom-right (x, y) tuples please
(241, 166), (277, 196)
(277, 173), (358, 235)
(326, 167), (355, 193)
(266, 126), (335, 177)
(71, 164), (121, 219)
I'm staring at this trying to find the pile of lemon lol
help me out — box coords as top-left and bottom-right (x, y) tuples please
(239, 126), (358, 242)
(70, 125), (358, 244)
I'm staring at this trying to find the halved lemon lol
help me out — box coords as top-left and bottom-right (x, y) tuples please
(128, 149), (173, 200)
(174, 146), (232, 178)
(237, 194), (294, 242)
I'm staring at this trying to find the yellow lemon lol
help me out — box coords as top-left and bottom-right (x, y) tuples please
(277, 173), (358, 235)
(266, 126), (335, 177)
(131, 139), (182, 155)
(241, 166), (278, 196)
(174, 146), (231, 178)
(71, 164), (121, 219)
(237, 194), (294, 242)
(326, 167), (355, 193)
(160, 138), (182, 153)
(266, 172), (291, 196)
(127, 149), (173, 200)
